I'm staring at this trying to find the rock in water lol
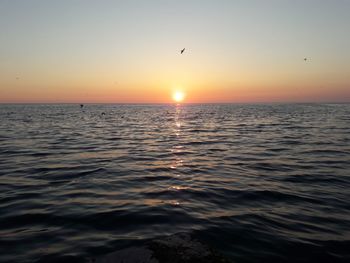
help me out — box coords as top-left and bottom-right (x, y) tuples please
(94, 247), (157, 263)
(93, 233), (232, 263)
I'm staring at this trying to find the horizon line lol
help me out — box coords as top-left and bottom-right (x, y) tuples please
(1, 101), (349, 105)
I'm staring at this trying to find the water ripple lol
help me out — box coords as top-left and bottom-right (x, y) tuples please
(0, 103), (350, 262)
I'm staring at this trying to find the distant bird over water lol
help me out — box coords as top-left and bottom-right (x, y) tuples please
(80, 104), (84, 108)
(180, 48), (185, 54)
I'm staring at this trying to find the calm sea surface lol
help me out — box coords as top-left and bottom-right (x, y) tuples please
(0, 103), (349, 262)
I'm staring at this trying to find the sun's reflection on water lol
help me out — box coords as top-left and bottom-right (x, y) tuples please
(168, 185), (188, 190)
(167, 104), (187, 206)
(170, 104), (184, 171)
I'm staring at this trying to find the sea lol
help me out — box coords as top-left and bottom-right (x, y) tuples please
(0, 103), (349, 262)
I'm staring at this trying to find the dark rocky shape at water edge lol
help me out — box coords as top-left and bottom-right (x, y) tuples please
(91, 232), (233, 263)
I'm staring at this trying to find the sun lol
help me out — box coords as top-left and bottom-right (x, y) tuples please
(172, 91), (185, 103)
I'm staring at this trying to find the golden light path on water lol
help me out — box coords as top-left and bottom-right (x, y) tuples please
(168, 103), (187, 206)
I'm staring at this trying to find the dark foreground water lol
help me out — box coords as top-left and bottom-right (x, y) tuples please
(0, 103), (349, 262)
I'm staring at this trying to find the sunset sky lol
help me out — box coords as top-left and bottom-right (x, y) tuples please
(0, 0), (349, 103)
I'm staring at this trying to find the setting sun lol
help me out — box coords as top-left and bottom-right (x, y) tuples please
(172, 91), (185, 103)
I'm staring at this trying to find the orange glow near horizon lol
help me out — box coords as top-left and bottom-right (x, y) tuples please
(1, 82), (350, 103)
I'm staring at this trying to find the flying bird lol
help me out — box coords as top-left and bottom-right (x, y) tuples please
(180, 48), (185, 54)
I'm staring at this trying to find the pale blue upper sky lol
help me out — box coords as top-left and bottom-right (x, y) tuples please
(1, 0), (350, 102)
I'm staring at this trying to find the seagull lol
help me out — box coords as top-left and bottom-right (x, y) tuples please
(180, 48), (185, 54)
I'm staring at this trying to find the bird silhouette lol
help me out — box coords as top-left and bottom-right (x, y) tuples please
(304, 58), (307, 61)
(80, 104), (84, 108)
(181, 48), (185, 54)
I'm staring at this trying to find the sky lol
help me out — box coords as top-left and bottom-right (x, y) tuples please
(0, 0), (349, 103)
